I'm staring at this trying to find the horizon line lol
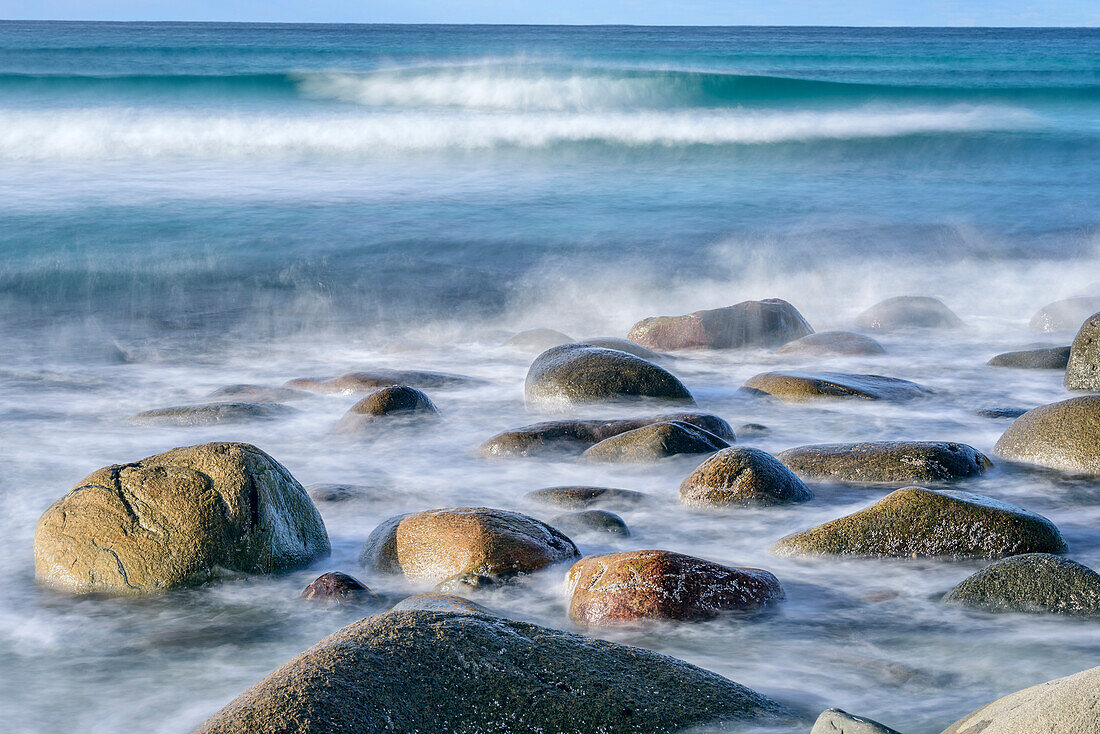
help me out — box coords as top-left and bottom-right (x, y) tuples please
(2, 19), (1099, 29)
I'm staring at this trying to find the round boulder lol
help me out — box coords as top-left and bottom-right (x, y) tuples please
(301, 572), (378, 604)
(854, 296), (962, 330)
(993, 396), (1100, 475)
(335, 385), (438, 432)
(525, 344), (694, 409)
(941, 666), (1100, 734)
(988, 346), (1071, 369)
(627, 298), (812, 351)
(776, 441), (991, 483)
(776, 331), (886, 357)
(680, 447), (812, 507)
(582, 421), (728, 463)
(524, 486), (651, 510)
(741, 371), (930, 402)
(1065, 312), (1100, 390)
(550, 510), (630, 536)
(1029, 295), (1100, 332)
(943, 553), (1100, 616)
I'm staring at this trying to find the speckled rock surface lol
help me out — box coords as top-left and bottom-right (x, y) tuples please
(776, 331), (886, 356)
(680, 447), (812, 506)
(987, 346), (1071, 369)
(940, 666), (1100, 734)
(854, 296), (962, 330)
(741, 371), (930, 402)
(627, 298), (812, 350)
(1065, 312), (1100, 390)
(582, 421), (728, 462)
(525, 344), (694, 409)
(993, 396), (1100, 475)
(943, 553), (1100, 616)
(810, 708), (903, 734)
(776, 441), (991, 483)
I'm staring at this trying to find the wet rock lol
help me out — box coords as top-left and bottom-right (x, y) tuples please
(206, 384), (312, 402)
(680, 447), (812, 507)
(285, 369), (478, 394)
(194, 610), (793, 734)
(34, 442), (330, 595)
(943, 553), (1100, 616)
(359, 507), (578, 583)
(741, 371), (930, 402)
(776, 331), (886, 356)
(1065, 312), (1100, 390)
(976, 407), (1030, 419)
(334, 385), (438, 432)
(129, 402), (295, 426)
(988, 346), (1071, 369)
(737, 423), (770, 436)
(940, 665), (1100, 734)
(811, 708), (902, 734)
(578, 336), (667, 361)
(567, 550), (783, 624)
(525, 344), (694, 409)
(524, 486), (652, 510)
(1029, 295), (1100, 332)
(300, 572), (378, 604)
(582, 421), (728, 462)
(305, 483), (393, 504)
(993, 396), (1100, 475)
(504, 328), (573, 351)
(433, 572), (507, 594)
(776, 441), (991, 484)
(772, 487), (1066, 560)
(627, 298), (813, 351)
(391, 593), (492, 615)
(550, 510), (630, 536)
(854, 296), (962, 330)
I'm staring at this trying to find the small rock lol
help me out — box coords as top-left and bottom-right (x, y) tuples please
(525, 344), (694, 409)
(737, 423), (770, 436)
(811, 708), (903, 734)
(578, 336), (667, 361)
(776, 331), (886, 356)
(854, 296), (962, 330)
(582, 421), (728, 462)
(1029, 296), (1100, 332)
(206, 384), (311, 402)
(741, 371), (930, 402)
(285, 370), (478, 394)
(550, 510), (630, 536)
(943, 553), (1100, 616)
(1065, 312), (1100, 391)
(433, 573), (507, 594)
(305, 483), (393, 504)
(391, 594), (493, 615)
(988, 346), (1071, 369)
(993, 396), (1100, 475)
(335, 385), (438, 432)
(776, 442), (991, 483)
(976, 407), (1030, 419)
(504, 328), (573, 351)
(680, 447), (812, 507)
(300, 572), (378, 604)
(941, 665), (1100, 734)
(627, 298), (813, 350)
(524, 486), (652, 510)
(129, 402), (295, 426)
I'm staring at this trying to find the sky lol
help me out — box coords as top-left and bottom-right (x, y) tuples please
(2, 0), (1098, 26)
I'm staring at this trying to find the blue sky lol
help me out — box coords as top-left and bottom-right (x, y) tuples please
(3, 0), (1098, 26)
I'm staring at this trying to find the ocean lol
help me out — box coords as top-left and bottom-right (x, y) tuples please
(1, 21), (1099, 732)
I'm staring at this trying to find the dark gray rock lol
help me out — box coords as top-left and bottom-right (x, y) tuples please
(854, 296), (962, 330)
(944, 553), (1100, 616)
(994, 396), (1100, 475)
(988, 346), (1071, 369)
(129, 402), (295, 426)
(627, 298), (813, 350)
(525, 344), (694, 409)
(550, 510), (630, 536)
(680, 447), (812, 507)
(976, 407), (1030, 419)
(582, 421), (728, 462)
(1065, 312), (1100, 391)
(776, 441), (991, 484)
(525, 486), (652, 510)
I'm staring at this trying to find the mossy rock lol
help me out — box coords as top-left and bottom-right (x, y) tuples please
(854, 296), (962, 330)
(941, 665), (1100, 734)
(680, 447), (812, 507)
(993, 396), (1100, 475)
(627, 298), (812, 351)
(776, 441), (991, 484)
(550, 510), (630, 536)
(1029, 296), (1100, 332)
(776, 331), (886, 356)
(582, 421), (728, 463)
(129, 402), (295, 426)
(524, 486), (652, 510)
(988, 346), (1070, 369)
(525, 344), (694, 409)
(285, 369), (478, 394)
(741, 371), (930, 402)
(335, 385), (438, 432)
(1065, 312), (1100, 390)
(943, 553), (1100, 616)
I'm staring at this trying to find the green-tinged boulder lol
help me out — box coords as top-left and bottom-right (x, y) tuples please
(776, 441), (991, 483)
(854, 296), (962, 330)
(680, 447), (812, 507)
(525, 344), (694, 409)
(988, 346), (1071, 369)
(582, 421), (728, 462)
(943, 553), (1100, 616)
(993, 396), (1100, 475)
(741, 371), (930, 402)
(627, 298), (812, 351)
(940, 666), (1100, 734)
(776, 331), (886, 356)
(1065, 313), (1100, 390)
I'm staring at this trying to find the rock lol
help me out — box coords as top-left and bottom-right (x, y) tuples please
(300, 572), (378, 604)
(582, 421), (728, 463)
(940, 665), (1100, 734)
(811, 708), (902, 734)
(993, 396), (1100, 475)
(628, 298), (813, 351)
(334, 385), (439, 432)
(1029, 296), (1100, 332)
(285, 369), (478, 394)
(977, 407), (1030, 419)
(525, 344), (694, 409)
(433, 572), (507, 594)
(129, 402), (295, 426)
(1066, 313), (1100, 390)
(206, 384), (312, 402)
(776, 331), (886, 356)
(391, 593), (492, 615)
(988, 346), (1071, 369)
(567, 550), (784, 624)
(943, 553), (1100, 616)
(305, 483), (393, 504)
(550, 510), (630, 536)
(194, 610), (793, 734)
(525, 486), (652, 510)
(772, 487), (1066, 560)
(34, 442), (330, 595)
(504, 328), (573, 351)
(680, 447), (812, 507)
(578, 336), (667, 361)
(741, 371), (930, 402)
(776, 442), (991, 483)
(854, 296), (962, 330)
(359, 507), (579, 582)
(737, 423), (770, 436)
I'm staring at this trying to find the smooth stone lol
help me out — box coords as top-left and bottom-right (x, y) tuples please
(993, 396), (1100, 475)
(772, 487), (1067, 560)
(943, 553), (1100, 616)
(305, 483), (393, 504)
(334, 385), (439, 432)
(988, 346), (1071, 369)
(504, 328), (573, 351)
(854, 296), (962, 330)
(194, 610), (793, 734)
(285, 369), (478, 394)
(940, 666), (1100, 734)
(1065, 312), (1100, 390)
(976, 407), (1030, 419)
(1029, 296), (1100, 332)
(34, 442), (330, 595)
(741, 371), (930, 402)
(811, 708), (903, 734)
(737, 422), (770, 436)
(391, 593), (492, 615)
(680, 447), (812, 507)
(524, 486), (652, 510)
(525, 343), (694, 409)
(300, 572), (379, 604)
(776, 441), (991, 483)
(433, 572), (507, 594)
(776, 331), (886, 356)
(578, 336), (667, 361)
(582, 421), (728, 462)
(567, 550), (784, 624)
(550, 510), (630, 536)
(627, 298), (812, 350)
(206, 384), (312, 402)
(129, 402), (295, 426)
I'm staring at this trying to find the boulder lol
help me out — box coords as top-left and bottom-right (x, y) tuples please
(1029, 296), (1100, 332)
(578, 337), (667, 361)
(943, 553), (1100, 616)
(582, 421), (728, 463)
(359, 507), (578, 583)
(988, 346), (1071, 369)
(34, 442), (330, 595)
(993, 396), (1100, 475)
(305, 483), (394, 504)
(524, 486), (652, 510)
(940, 666), (1100, 734)
(1065, 313), (1100, 390)
(504, 328), (573, 351)
(772, 487), (1066, 560)
(680, 447), (812, 507)
(567, 550), (784, 624)
(811, 708), (903, 734)
(550, 510), (630, 536)
(737, 423), (770, 436)
(741, 371), (930, 402)
(976, 407), (1029, 420)
(627, 298), (812, 351)
(433, 573), (508, 594)
(194, 610), (792, 734)
(776, 331), (886, 356)
(206, 384), (312, 402)
(129, 402), (295, 426)
(525, 344), (694, 409)
(854, 296), (962, 330)
(285, 369), (478, 394)
(391, 594), (492, 615)
(334, 385), (438, 432)
(776, 442), (991, 483)
(300, 572), (378, 604)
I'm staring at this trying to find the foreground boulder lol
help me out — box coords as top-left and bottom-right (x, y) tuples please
(525, 486), (652, 510)
(811, 708), (902, 734)
(776, 331), (886, 357)
(567, 550), (783, 624)
(525, 344), (694, 409)
(741, 371), (930, 402)
(1065, 313), (1100, 390)
(300, 572), (379, 604)
(1029, 295), (1100, 332)
(551, 510), (630, 536)
(285, 369), (477, 394)
(680, 447), (812, 507)
(772, 487), (1066, 560)
(359, 507), (578, 583)
(988, 346), (1071, 369)
(582, 421), (728, 462)
(993, 396), (1100, 475)
(334, 385), (438, 432)
(776, 442), (991, 483)
(627, 298), (812, 351)
(940, 666), (1100, 734)
(34, 442), (330, 595)
(129, 402), (295, 426)
(194, 610), (792, 734)
(854, 296), (962, 330)
(943, 553), (1100, 616)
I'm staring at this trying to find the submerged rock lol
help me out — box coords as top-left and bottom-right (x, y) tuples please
(334, 385), (438, 432)
(433, 572), (508, 594)
(525, 486), (652, 510)
(129, 402), (295, 426)
(772, 487), (1066, 560)
(206, 384), (312, 402)
(285, 369), (478, 394)
(504, 328), (574, 351)
(854, 296), (962, 330)
(943, 553), (1100, 616)
(305, 483), (394, 504)
(525, 344), (694, 409)
(741, 371), (930, 402)
(940, 665), (1100, 734)
(627, 298), (812, 351)
(811, 708), (903, 734)
(34, 442), (330, 595)
(567, 550), (784, 624)
(582, 421), (728, 462)
(976, 407), (1030, 420)
(578, 336), (667, 361)
(1029, 295), (1100, 332)
(988, 346), (1071, 369)
(194, 610), (793, 734)
(391, 593), (492, 615)
(993, 396), (1100, 475)
(776, 331), (886, 356)
(300, 572), (378, 604)
(680, 447), (812, 507)
(776, 441), (991, 483)
(550, 510), (630, 536)
(1065, 312), (1100, 390)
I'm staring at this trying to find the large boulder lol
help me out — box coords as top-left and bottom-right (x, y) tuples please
(524, 486), (652, 510)
(772, 487), (1067, 560)
(680, 447), (812, 507)
(776, 442), (991, 484)
(854, 296), (962, 330)
(988, 346), (1071, 369)
(1065, 312), (1100, 390)
(943, 553), (1100, 616)
(776, 331), (886, 357)
(334, 385), (438, 432)
(1029, 296), (1100, 332)
(627, 298), (812, 351)
(567, 550), (783, 624)
(285, 369), (478, 394)
(129, 402), (295, 426)
(34, 442), (330, 595)
(194, 610), (793, 734)
(811, 708), (902, 734)
(525, 344), (694, 409)
(940, 666), (1100, 734)
(359, 507), (578, 583)
(993, 396), (1100, 475)
(741, 371), (930, 402)
(582, 421), (728, 463)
